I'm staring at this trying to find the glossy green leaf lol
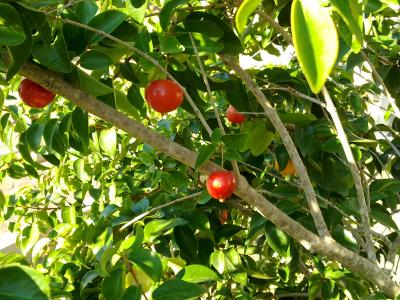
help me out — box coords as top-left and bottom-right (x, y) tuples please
(115, 89), (140, 119)
(371, 209), (399, 232)
(102, 268), (125, 300)
(235, 0), (263, 34)
(74, 67), (113, 97)
(71, 107), (89, 149)
(330, 0), (363, 53)
(74, 0), (98, 24)
(127, 85), (147, 117)
(122, 286), (141, 300)
(0, 264), (50, 300)
(195, 144), (216, 171)
(174, 225), (198, 262)
(176, 20), (224, 39)
(129, 248), (162, 282)
(159, 34), (185, 54)
(80, 50), (112, 70)
(0, 4), (26, 46)
(73, 158), (90, 182)
(221, 134), (249, 151)
(6, 24), (32, 81)
(26, 123), (44, 151)
(152, 279), (205, 300)
(278, 113), (316, 126)
(291, 0), (339, 93)
(144, 218), (187, 242)
(160, 0), (189, 30)
(177, 264), (219, 283)
(80, 270), (99, 292)
(125, 0), (148, 24)
(177, 33), (224, 55)
(265, 223), (291, 258)
(32, 31), (72, 73)
(99, 128), (117, 157)
(87, 10), (127, 43)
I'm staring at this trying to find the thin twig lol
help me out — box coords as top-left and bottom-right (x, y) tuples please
(120, 192), (202, 231)
(222, 55), (330, 238)
(322, 87), (376, 263)
(386, 234), (400, 274)
(257, 9), (293, 44)
(60, 18), (213, 137)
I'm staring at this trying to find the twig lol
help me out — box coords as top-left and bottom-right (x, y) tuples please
(189, 33), (225, 134)
(222, 55), (330, 238)
(322, 87), (376, 263)
(361, 51), (400, 119)
(120, 192), (202, 231)
(266, 293), (309, 299)
(257, 9), (293, 45)
(60, 18), (213, 137)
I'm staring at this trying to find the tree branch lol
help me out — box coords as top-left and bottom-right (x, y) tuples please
(322, 87), (376, 263)
(221, 55), (330, 238)
(18, 62), (400, 297)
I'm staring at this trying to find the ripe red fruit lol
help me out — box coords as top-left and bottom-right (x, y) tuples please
(144, 79), (184, 113)
(226, 105), (246, 124)
(206, 170), (236, 201)
(18, 79), (55, 108)
(219, 209), (229, 224)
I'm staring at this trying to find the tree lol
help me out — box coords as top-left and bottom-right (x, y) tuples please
(0, 0), (399, 299)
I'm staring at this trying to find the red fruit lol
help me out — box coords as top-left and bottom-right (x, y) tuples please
(226, 105), (246, 124)
(206, 170), (236, 201)
(18, 79), (55, 108)
(144, 79), (184, 113)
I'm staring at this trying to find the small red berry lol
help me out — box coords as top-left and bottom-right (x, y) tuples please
(18, 79), (55, 108)
(219, 209), (229, 224)
(226, 105), (246, 124)
(144, 79), (184, 113)
(206, 170), (236, 201)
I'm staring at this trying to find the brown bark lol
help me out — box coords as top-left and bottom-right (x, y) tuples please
(18, 62), (400, 297)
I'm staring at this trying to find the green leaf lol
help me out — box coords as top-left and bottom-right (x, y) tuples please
(265, 223), (291, 258)
(80, 270), (99, 292)
(87, 10), (127, 44)
(371, 209), (399, 232)
(160, 0), (189, 30)
(125, 0), (148, 24)
(127, 85), (147, 117)
(71, 107), (89, 149)
(99, 128), (117, 157)
(129, 248), (162, 282)
(26, 123), (44, 151)
(177, 265), (219, 283)
(0, 4), (26, 46)
(291, 0), (339, 93)
(177, 33), (224, 55)
(122, 286), (141, 300)
(43, 119), (65, 156)
(278, 113), (316, 126)
(174, 225), (198, 262)
(0, 265), (50, 300)
(74, 0), (98, 24)
(176, 20), (224, 39)
(235, 0), (263, 34)
(159, 34), (185, 54)
(152, 279), (205, 300)
(74, 67), (113, 97)
(73, 158), (90, 182)
(195, 144), (216, 171)
(32, 31), (72, 73)
(243, 120), (274, 156)
(102, 268), (125, 300)
(144, 218), (188, 242)
(115, 89), (140, 119)
(80, 50), (112, 70)
(221, 134), (249, 151)
(330, 0), (363, 53)
(6, 23), (32, 81)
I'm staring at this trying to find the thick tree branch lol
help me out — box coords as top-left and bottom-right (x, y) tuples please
(18, 62), (400, 297)
(221, 55), (329, 238)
